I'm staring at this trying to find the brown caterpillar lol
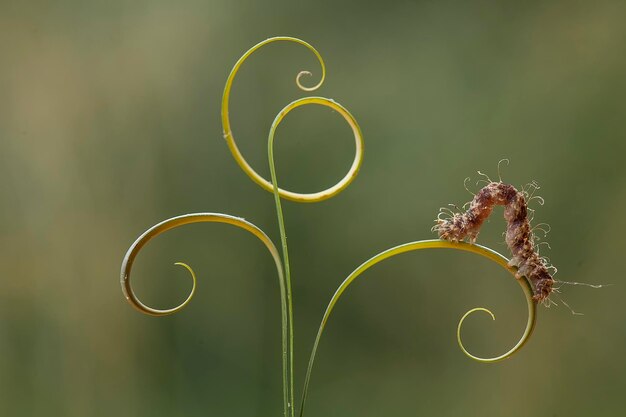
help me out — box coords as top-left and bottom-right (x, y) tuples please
(433, 173), (555, 303)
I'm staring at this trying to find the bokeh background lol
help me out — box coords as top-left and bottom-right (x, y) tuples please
(1, 1), (625, 416)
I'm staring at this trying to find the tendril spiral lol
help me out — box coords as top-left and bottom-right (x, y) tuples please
(298, 240), (536, 416)
(120, 213), (285, 316)
(120, 213), (291, 415)
(222, 36), (364, 202)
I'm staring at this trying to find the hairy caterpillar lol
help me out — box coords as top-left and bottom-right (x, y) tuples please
(433, 170), (555, 303)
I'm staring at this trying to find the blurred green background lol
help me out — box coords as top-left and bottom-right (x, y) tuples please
(1, 1), (625, 416)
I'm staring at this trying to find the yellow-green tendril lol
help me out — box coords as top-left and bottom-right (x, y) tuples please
(267, 97), (363, 417)
(298, 240), (536, 417)
(457, 306), (534, 363)
(222, 36), (364, 202)
(222, 36), (365, 417)
(120, 213), (290, 415)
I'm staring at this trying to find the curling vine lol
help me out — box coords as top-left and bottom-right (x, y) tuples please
(120, 36), (538, 417)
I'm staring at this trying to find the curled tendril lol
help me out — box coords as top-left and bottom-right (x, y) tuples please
(120, 213), (293, 416)
(457, 306), (535, 363)
(120, 213), (285, 316)
(222, 36), (364, 202)
(299, 240), (536, 416)
(261, 46), (364, 416)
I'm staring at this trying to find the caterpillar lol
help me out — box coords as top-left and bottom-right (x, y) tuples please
(433, 171), (555, 303)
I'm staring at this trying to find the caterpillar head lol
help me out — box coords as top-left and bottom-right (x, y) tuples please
(433, 214), (476, 243)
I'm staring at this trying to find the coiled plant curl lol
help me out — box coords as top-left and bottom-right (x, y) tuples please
(120, 36), (537, 417)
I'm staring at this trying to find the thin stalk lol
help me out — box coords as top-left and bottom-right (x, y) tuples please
(267, 97), (363, 417)
(221, 37), (363, 417)
(268, 143), (295, 417)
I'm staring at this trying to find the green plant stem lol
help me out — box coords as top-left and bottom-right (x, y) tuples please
(222, 37), (362, 417)
(267, 97), (364, 417)
(268, 139), (295, 417)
